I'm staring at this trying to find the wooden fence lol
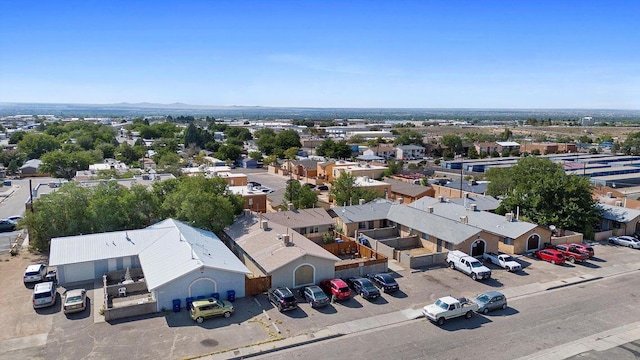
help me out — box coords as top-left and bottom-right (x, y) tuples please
(245, 275), (271, 296)
(322, 240), (387, 261)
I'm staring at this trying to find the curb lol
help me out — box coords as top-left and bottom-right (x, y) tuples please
(224, 333), (344, 360)
(545, 276), (603, 291)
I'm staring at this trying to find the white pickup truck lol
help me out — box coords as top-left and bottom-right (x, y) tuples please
(422, 296), (479, 326)
(482, 252), (522, 272)
(446, 250), (492, 281)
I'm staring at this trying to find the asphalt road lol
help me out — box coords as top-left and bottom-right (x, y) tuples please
(254, 272), (640, 360)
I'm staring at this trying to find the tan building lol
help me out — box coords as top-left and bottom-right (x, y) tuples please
(520, 142), (578, 154)
(216, 172), (248, 187)
(228, 185), (268, 213)
(332, 163), (387, 181)
(282, 159), (319, 179)
(262, 208), (335, 244)
(383, 178), (434, 204)
(317, 160), (358, 181)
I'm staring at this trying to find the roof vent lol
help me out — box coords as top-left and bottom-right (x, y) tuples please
(359, 198), (366, 205)
(398, 197), (404, 204)
(615, 200), (623, 207)
(438, 195), (444, 202)
(460, 215), (468, 224)
(505, 212), (514, 222)
(470, 204), (478, 212)
(606, 191), (613, 198)
(282, 233), (292, 246)
(427, 206), (434, 213)
(261, 219), (269, 230)
(287, 203), (295, 211)
(464, 192), (470, 198)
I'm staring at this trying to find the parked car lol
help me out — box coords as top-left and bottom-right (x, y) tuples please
(268, 287), (298, 312)
(319, 278), (351, 300)
(63, 288), (87, 314)
(24, 264), (47, 284)
(315, 185), (329, 191)
(346, 277), (380, 300)
(422, 296), (478, 326)
(7, 215), (23, 222)
(472, 291), (507, 314)
(190, 297), (234, 323)
(446, 250), (492, 280)
(534, 249), (566, 265)
(300, 285), (330, 308)
(547, 244), (590, 263)
(569, 243), (595, 258)
(248, 181), (262, 187)
(482, 252), (522, 272)
(366, 273), (399, 293)
(33, 281), (57, 309)
(0, 219), (17, 232)
(609, 236), (640, 249)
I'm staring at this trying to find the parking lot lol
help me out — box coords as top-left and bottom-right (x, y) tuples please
(2, 240), (639, 359)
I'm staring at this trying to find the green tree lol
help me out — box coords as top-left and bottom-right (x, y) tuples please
(283, 181), (318, 209)
(348, 135), (365, 144)
(394, 130), (424, 146)
(330, 172), (380, 206)
(249, 151), (263, 162)
(467, 146), (479, 159)
(284, 147), (299, 160)
(382, 160), (403, 177)
(620, 132), (640, 155)
(39, 150), (96, 180)
(486, 156), (600, 234)
(216, 144), (242, 162)
(441, 134), (463, 154)
(8, 131), (26, 144)
(18, 133), (61, 159)
(275, 129), (302, 150)
(116, 142), (146, 165)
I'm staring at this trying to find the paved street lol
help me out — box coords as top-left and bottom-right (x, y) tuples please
(248, 272), (640, 360)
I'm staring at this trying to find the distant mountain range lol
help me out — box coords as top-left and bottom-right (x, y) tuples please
(1, 102), (639, 121)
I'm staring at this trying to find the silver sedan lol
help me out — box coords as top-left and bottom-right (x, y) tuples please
(608, 236), (640, 249)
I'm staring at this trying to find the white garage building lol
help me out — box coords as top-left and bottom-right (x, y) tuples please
(49, 218), (251, 311)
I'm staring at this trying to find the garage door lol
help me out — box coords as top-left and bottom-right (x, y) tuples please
(64, 262), (95, 283)
(294, 264), (314, 287)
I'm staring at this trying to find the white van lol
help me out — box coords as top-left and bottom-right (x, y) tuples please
(33, 281), (57, 308)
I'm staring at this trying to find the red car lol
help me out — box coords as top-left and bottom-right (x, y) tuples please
(534, 249), (565, 265)
(569, 243), (595, 259)
(319, 278), (352, 300)
(550, 244), (590, 263)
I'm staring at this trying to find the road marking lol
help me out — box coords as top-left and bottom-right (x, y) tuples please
(1, 333), (48, 352)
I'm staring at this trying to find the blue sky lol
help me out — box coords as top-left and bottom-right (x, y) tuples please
(1, 1), (638, 109)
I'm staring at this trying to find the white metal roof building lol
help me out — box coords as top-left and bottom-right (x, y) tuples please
(49, 219), (250, 311)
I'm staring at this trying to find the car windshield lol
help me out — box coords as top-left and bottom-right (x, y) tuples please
(378, 274), (395, 283)
(471, 261), (483, 268)
(435, 299), (448, 310)
(34, 292), (52, 299)
(66, 295), (83, 302)
(475, 294), (490, 303)
(362, 282), (377, 291)
(25, 271), (41, 276)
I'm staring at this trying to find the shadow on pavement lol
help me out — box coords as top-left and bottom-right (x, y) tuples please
(387, 290), (408, 298)
(483, 306), (520, 317)
(430, 314), (492, 331)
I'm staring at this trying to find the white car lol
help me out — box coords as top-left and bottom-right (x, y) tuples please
(609, 236), (640, 249)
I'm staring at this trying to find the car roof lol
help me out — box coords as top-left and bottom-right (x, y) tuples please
(66, 288), (85, 297)
(26, 264), (45, 271)
(479, 291), (504, 298)
(34, 281), (54, 291)
(192, 298), (223, 306)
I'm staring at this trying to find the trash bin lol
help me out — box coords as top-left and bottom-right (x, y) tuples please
(186, 297), (194, 310)
(211, 293), (220, 300)
(227, 290), (236, 302)
(172, 299), (181, 313)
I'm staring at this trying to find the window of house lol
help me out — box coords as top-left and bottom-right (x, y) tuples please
(503, 237), (513, 245)
(421, 232), (429, 241)
(445, 242), (453, 250)
(613, 221), (622, 229)
(359, 222), (366, 229)
(298, 228), (307, 235)
(312, 227), (319, 233)
(368, 221), (374, 229)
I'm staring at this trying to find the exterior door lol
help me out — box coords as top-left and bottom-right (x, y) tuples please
(294, 264), (314, 287)
(527, 235), (540, 251)
(471, 240), (485, 257)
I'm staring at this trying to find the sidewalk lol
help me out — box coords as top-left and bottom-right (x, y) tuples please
(204, 262), (640, 360)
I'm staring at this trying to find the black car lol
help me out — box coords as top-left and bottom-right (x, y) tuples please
(315, 185), (329, 191)
(346, 277), (380, 300)
(268, 287), (298, 312)
(300, 285), (330, 308)
(366, 273), (399, 293)
(248, 181), (262, 187)
(0, 219), (17, 232)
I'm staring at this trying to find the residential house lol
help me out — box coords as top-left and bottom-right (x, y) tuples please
(496, 141), (521, 154)
(332, 163), (387, 181)
(595, 203), (640, 240)
(48, 219), (251, 312)
(329, 200), (393, 237)
(263, 208), (335, 244)
(216, 172), (248, 187)
(228, 185), (268, 213)
(431, 180), (489, 199)
(282, 159), (319, 179)
(520, 142), (578, 155)
(409, 197), (551, 254)
(241, 158), (258, 168)
(363, 143), (396, 160)
(20, 159), (42, 176)
(396, 144), (425, 160)
(224, 215), (340, 289)
(474, 142), (499, 155)
(317, 160), (358, 181)
(384, 178), (434, 204)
